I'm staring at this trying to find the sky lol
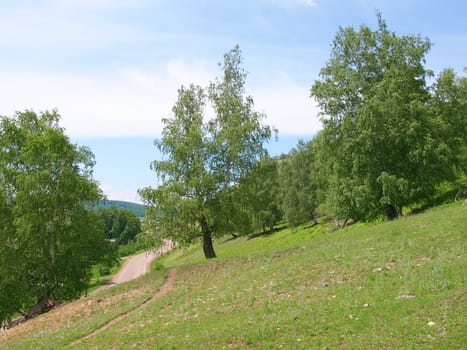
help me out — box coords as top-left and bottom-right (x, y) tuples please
(1, 0), (466, 202)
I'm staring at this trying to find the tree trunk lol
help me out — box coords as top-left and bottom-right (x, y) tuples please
(201, 216), (216, 259)
(312, 212), (319, 226)
(341, 218), (348, 228)
(25, 298), (55, 319)
(202, 231), (216, 259)
(269, 217), (274, 232)
(385, 205), (400, 220)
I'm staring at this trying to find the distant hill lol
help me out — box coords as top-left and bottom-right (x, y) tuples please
(97, 200), (146, 218)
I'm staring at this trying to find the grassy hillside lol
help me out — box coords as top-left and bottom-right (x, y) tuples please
(97, 200), (146, 218)
(1, 203), (465, 349)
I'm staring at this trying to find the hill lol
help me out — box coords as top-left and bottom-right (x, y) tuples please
(1, 203), (465, 349)
(97, 200), (146, 218)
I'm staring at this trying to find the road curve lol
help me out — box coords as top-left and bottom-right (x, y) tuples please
(111, 240), (174, 284)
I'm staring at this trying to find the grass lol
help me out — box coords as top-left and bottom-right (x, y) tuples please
(87, 260), (122, 292)
(1, 203), (465, 349)
(1, 270), (167, 349)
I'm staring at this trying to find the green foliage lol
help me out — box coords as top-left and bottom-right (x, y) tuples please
(139, 84), (212, 251)
(241, 156), (282, 233)
(310, 13), (464, 221)
(429, 68), (467, 179)
(208, 46), (273, 188)
(278, 141), (318, 227)
(139, 46), (274, 258)
(117, 234), (146, 257)
(215, 155), (283, 235)
(0, 110), (110, 323)
(97, 206), (142, 244)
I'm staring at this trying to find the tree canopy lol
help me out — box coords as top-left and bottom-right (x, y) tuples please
(278, 141), (318, 227)
(97, 206), (142, 245)
(311, 13), (465, 221)
(0, 110), (109, 323)
(139, 46), (274, 259)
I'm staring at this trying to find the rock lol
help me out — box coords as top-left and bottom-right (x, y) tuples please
(395, 293), (416, 300)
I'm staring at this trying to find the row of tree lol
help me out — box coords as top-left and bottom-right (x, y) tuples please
(277, 16), (465, 225)
(140, 15), (465, 259)
(309, 14), (466, 223)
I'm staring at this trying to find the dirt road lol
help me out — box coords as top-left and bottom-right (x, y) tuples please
(111, 240), (174, 284)
(0, 241), (175, 333)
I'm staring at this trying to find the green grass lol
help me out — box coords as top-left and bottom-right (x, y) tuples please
(1, 270), (167, 349)
(87, 260), (122, 292)
(2, 203), (466, 349)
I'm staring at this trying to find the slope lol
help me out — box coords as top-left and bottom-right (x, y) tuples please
(1, 203), (465, 349)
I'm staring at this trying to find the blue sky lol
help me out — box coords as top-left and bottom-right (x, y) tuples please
(1, 0), (465, 202)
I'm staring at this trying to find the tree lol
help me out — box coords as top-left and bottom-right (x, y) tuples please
(278, 141), (318, 227)
(311, 13), (460, 221)
(139, 46), (273, 259)
(208, 46), (273, 189)
(429, 69), (467, 180)
(218, 155), (282, 235)
(0, 110), (109, 323)
(97, 206), (142, 244)
(242, 156), (282, 233)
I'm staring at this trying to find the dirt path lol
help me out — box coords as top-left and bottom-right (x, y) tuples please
(68, 268), (177, 347)
(111, 239), (174, 285)
(1, 240), (175, 333)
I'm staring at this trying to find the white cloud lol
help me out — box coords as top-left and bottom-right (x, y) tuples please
(0, 59), (215, 138)
(0, 62), (320, 138)
(252, 76), (322, 136)
(100, 183), (143, 203)
(166, 59), (213, 87)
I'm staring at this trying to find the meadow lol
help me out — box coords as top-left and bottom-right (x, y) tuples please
(1, 202), (465, 349)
